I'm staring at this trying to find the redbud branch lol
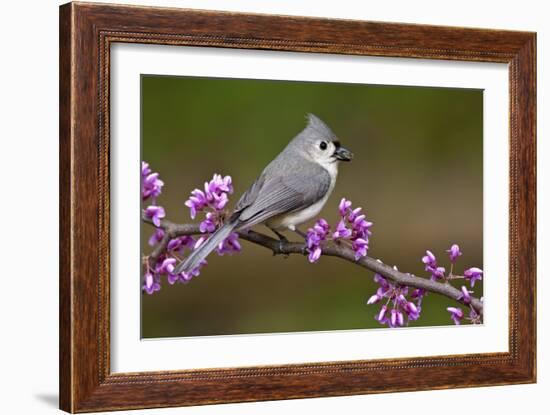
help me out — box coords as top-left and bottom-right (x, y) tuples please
(142, 212), (483, 315)
(149, 230), (171, 263)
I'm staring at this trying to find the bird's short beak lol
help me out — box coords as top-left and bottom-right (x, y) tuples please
(334, 146), (353, 161)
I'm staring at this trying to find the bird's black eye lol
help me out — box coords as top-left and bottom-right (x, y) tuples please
(319, 141), (328, 150)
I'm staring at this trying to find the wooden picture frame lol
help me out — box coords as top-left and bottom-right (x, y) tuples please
(59, 2), (536, 412)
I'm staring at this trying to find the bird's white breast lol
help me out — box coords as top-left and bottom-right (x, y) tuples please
(267, 162), (338, 231)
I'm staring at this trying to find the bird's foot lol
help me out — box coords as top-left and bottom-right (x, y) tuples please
(277, 236), (289, 257)
(289, 227), (308, 255)
(268, 227), (290, 256)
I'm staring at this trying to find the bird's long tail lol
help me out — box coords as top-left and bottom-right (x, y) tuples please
(173, 221), (237, 275)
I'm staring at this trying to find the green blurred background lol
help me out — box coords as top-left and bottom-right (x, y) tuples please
(141, 75), (483, 338)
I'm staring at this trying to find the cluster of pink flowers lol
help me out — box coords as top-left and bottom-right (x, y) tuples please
(306, 198), (373, 263)
(184, 174), (241, 256)
(141, 162), (164, 202)
(367, 268), (423, 328)
(142, 162), (166, 227)
(184, 174), (232, 219)
(365, 242), (483, 327)
(447, 303), (482, 325)
(421, 244), (483, 324)
(141, 164), (241, 294)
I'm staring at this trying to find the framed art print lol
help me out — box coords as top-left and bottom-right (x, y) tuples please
(59, 2), (536, 412)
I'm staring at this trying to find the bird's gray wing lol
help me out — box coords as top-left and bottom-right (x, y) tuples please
(233, 172), (266, 214)
(236, 166), (331, 229)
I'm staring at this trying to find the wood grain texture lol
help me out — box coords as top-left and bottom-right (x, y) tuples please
(59, 2), (536, 412)
(59, 3), (73, 412)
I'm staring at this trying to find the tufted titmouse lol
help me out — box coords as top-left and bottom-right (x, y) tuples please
(174, 113), (353, 274)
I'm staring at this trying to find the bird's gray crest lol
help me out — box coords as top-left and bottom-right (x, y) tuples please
(303, 113), (337, 142)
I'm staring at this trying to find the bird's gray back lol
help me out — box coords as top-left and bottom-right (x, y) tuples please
(232, 152), (331, 229)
